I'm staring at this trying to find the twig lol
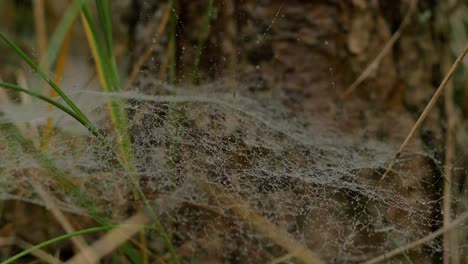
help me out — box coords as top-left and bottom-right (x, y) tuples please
(376, 43), (468, 185)
(362, 211), (468, 264)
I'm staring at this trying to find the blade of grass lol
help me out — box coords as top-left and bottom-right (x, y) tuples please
(43, 0), (86, 71)
(95, 0), (113, 56)
(32, 182), (91, 261)
(65, 213), (147, 264)
(1, 121), (149, 264)
(94, 0), (120, 89)
(41, 28), (73, 148)
(80, 2), (133, 165)
(0, 82), (101, 138)
(191, 0), (214, 84)
(14, 238), (61, 264)
(0, 32), (92, 127)
(0, 122), (108, 223)
(0, 225), (115, 264)
(79, 2), (180, 262)
(79, 5), (114, 92)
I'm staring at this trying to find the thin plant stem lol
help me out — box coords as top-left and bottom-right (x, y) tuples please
(1, 226), (115, 264)
(362, 211), (468, 264)
(377, 44), (467, 185)
(341, 0), (418, 98)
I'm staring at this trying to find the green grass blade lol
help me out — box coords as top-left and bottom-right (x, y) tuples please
(80, 4), (114, 91)
(42, 0), (86, 71)
(95, 0), (113, 56)
(0, 82), (101, 138)
(94, 0), (121, 91)
(80, 3), (134, 166)
(0, 122), (109, 223)
(122, 242), (143, 264)
(0, 225), (115, 264)
(0, 32), (92, 126)
(81, 3), (179, 262)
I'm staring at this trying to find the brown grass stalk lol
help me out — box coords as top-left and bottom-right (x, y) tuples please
(341, 0), (417, 98)
(33, 0), (47, 67)
(198, 181), (326, 264)
(362, 211), (468, 264)
(31, 181), (91, 261)
(123, 5), (171, 91)
(442, 49), (457, 264)
(65, 212), (148, 264)
(377, 43), (468, 185)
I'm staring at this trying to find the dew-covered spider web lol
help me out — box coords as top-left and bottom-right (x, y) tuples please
(0, 79), (466, 263)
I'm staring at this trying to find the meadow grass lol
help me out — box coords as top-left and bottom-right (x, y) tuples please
(0, 0), (198, 262)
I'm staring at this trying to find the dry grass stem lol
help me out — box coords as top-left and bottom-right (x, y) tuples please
(341, 0), (417, 98)
(15, 237), (62, 264)
(32, 181), (91, 261)
(362, 211), (468, 264)
(269, 248), (306, 264)
(199, 181), (326, 264)
(442, 49), (457, 264)
(123, 5), (171, 91)
(377, 43), (468, 185)
(33, 0), (47, 67)
(65, 212), (147, 264)
(41, 29), (73, 149)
